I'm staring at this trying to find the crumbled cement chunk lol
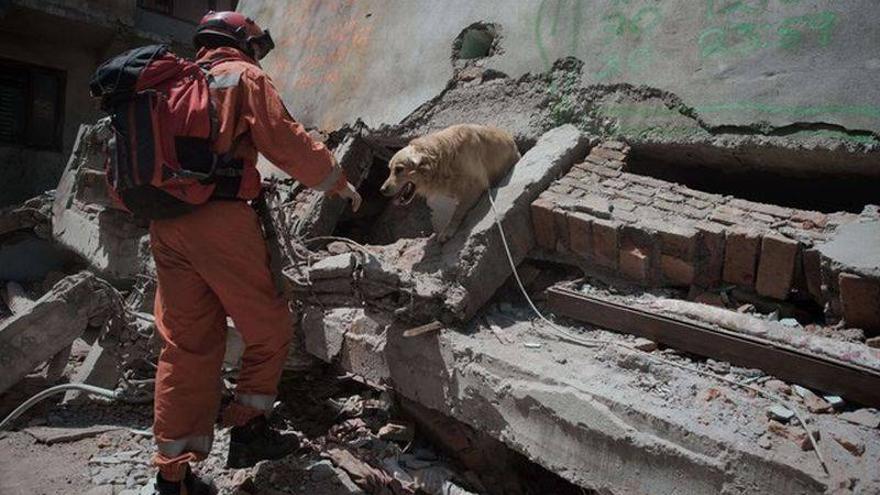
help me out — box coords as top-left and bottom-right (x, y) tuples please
(839, 409), (880, 429)
(0, 272), (112, 395)
(310, 253), (357, 280)
(766, 405), (795, 423)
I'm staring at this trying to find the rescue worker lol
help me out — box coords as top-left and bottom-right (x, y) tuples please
(149, 11), (362, 495)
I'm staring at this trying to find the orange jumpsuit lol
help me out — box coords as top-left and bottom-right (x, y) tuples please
(150, 46), (347, 480)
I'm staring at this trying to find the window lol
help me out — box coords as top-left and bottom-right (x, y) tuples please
(0, 60), (65, 151)
(138, 0), (230, 23)
(139, 0), (173, 15)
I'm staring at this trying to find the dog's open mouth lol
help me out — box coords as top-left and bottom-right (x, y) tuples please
(393, 182), (417, 206)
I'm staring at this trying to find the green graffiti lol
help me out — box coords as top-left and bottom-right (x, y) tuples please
(705, 0), (770, 22)
(699, 10), (838, 59)
(531, 1), (864, 130)
(601, 6), (662, 39)
(534, 0), (585, 71)
(777, 12), (838, 50)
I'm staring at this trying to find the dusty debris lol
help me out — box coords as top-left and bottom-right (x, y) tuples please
(24, 425), (122, 444)
(631, 337), (658, 352)
(839, 409), (880, 429)
(832, 432), (866, 457)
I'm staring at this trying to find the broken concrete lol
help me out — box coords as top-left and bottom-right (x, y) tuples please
(51, 122), (152, 284)
(23, 425), (122, 445)
(300, 304), (880, 494)
(285, 125), (590, 325)
(0, 272), (114, 394)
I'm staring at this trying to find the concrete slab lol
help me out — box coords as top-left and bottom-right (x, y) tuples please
(442, 125), (591, 320)
(0, 272), (111, 395)
(818, 220), (880, 280)
(301, 305), (880, 494)
(51, 123), (151, 284)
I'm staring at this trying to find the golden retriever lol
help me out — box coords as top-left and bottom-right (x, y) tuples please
(380, 124), (520, 242)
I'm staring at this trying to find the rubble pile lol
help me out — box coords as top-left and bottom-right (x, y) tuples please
(1, 54), (880, 495)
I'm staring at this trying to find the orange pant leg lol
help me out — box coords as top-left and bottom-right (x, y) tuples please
(149, 215), (228, 481)
(187, 201), (293, 425)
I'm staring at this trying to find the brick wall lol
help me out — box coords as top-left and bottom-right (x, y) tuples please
(531, 142), (879, 334)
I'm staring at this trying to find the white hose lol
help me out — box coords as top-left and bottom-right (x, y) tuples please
(0, 383), (119, 431)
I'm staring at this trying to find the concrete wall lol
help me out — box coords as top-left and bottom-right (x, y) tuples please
(238, 0), (880, 136)
(0, 1), (226, 206)
(0, 6), (114, 205)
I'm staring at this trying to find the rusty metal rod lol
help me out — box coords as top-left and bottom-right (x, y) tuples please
(547, 286), (880, 407)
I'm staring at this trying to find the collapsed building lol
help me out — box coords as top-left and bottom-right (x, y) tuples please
(2, 1), (880, 494)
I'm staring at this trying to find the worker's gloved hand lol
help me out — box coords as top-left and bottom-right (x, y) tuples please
(336, 181), (362, 212)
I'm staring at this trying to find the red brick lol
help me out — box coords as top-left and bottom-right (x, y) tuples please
(749, 212), (777, 225)
(572, 193), (611, 219)
(531, 197), (556, 251)
(653, 199), (680, 212)
(552, 208), (570, 252)
(591, 219), (620, 269)
(628, 184), (656, 198)
(693, 222), (726, 288)
(687, 197), (713, 211)
(791, 210), (828, 228)
(723, 229), (761, 288)
(748, 202), (793, 220)
(680, 187), (719, 203)
(620, 243), (650, 283)
(589, 146), (627, 163)
(603, 141), (628, 152)
(661, 255), (695, 287)
(802, 249), (824, 303)
(567, 212), (593, 257)
(592, 166), (622, 179)
(611, 198), (637, 212)
(642, 220), (697, 259)
(755, 235), (800, 300)
(656, 191), (685, 203)
(838, 273), (880, 336)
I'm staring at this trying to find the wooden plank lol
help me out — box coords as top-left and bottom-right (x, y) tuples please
(547, 286), (880, 407)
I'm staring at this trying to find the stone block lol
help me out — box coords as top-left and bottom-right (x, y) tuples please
(567, 211), (593, 257)
(531, 197), (556, 250)
(723, 229), (761, 289)
(591, 218), (620, 269)
(838, 273), (880, 335)
(755, 235), (799, 300)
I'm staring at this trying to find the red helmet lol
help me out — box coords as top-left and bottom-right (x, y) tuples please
(194, 11), (275, 59)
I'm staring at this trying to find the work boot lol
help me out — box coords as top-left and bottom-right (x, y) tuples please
(226, 415), (300, 468)
(152, 465), (216, 495)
